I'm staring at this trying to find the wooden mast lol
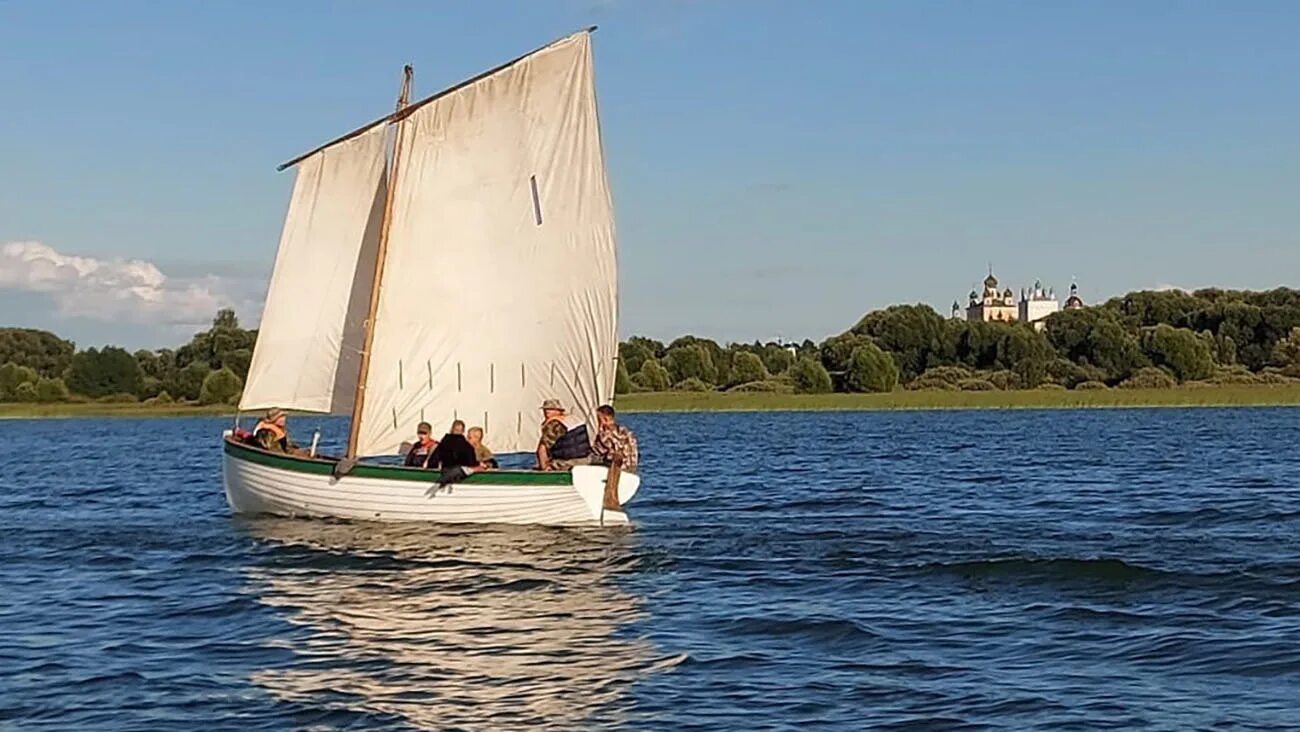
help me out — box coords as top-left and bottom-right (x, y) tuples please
(346, 65), (413, 459)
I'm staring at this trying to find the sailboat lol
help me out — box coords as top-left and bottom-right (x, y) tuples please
(221, 28), (639, 526)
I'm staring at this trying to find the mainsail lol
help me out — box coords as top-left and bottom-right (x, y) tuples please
(243, 30), (617, 456)
(357, 31), (617, 456)
(240, 124), (388, 414)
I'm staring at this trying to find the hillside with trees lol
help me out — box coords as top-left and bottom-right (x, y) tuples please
(4, 288), (1300, 406)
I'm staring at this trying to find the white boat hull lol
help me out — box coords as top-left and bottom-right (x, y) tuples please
(221, 436), (639, 526)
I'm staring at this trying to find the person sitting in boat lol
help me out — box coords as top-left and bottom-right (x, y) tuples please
(426, 419), (483, 485)
(252, 408), (296, 453)
(428, 420), (480, 471)
(592, 404), (639, 473)
(467, 426), (498, 470)
(536, 398), (592, 471)
(404, 421), (439, 468)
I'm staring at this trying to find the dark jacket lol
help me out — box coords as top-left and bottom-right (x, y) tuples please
(429, 433), (479, 470)
(405, 438), (437, 467)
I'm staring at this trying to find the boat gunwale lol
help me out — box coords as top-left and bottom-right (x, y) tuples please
(223, 437), (574, 486)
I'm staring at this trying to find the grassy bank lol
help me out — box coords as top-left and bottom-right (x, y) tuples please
(616, 384), (1300, 412)
(5, 383), (1300, 419)
(0, 402), (235, 419)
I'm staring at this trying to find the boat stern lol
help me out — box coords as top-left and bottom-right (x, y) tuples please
(571, 465), (640, 526)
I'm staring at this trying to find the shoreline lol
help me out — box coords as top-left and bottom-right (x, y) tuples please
(4, 384), (1300, 419)
(614, 385), (1300, 413)
(0, 403), (235, 419)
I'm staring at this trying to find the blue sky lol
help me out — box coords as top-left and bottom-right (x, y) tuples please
(2, 1), (1298, 349)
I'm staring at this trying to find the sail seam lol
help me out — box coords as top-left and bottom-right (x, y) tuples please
(530, 175), (543, 225)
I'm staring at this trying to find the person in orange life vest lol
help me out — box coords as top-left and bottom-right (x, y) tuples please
(253, 408), (297, 453)
(404, 421), (439, 467)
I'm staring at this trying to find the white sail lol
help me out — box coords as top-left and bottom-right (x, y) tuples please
(356, 31), (617, 456)
(240, 123), (388, 414)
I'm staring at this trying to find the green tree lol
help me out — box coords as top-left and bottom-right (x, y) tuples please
(614, 361), (632, 394)
(172, 361), (212, 402)
(0, 363), (39, 401)
(222, 348), (253, 379)
(1103, 289), (1202, 329)
(844, 343), (899, 393)
(13, 381), (37, 402)
(34, 377), (70, 403)
(136, 347), (176, 379)
(1272, 327), (1300, 370)
(1046, 358), (1104, 388)
(636, 359), (671, 391)
(1206, 301), (1268, 370)
(664, 344), (718, 385)
(1140, 324), (1214, 382)
(1214, 332), (1238, 366)
(1046, 309), (1145, 383)
(137, 348), (178, 396)
(758, 344), (794, 375)
(0, 328), (76, 378)
(64, 347), (145, 398)
(174, 309), (258, 380)
(951, 320), (1012, 370)
(1043, 309), (1099, 363)
(996, 326), (1054, 387)
(199, 367), (243, 405)
(1087, 319), (1148, 383)
(1119, 366), (1178, 389)
(668, 336), (728, 385)
(618, 340), (656, 375)
(729, 351), (768, 385)
(139, 377), (164, 400)
(789, 357), (833, 394)
(818, 332), (871, 373)
(851, 304), (948, 380)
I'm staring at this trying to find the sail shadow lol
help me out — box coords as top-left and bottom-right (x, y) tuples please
(238, 519), (660, 729)
(329, 171), (388, 414)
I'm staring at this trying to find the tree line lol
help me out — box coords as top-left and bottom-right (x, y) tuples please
(0, 309), (253, 405)
(4, 287), (1300, 405)
(615, 287), (1300, 395)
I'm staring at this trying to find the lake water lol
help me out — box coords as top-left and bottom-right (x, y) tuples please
(2, 408), (1299, 730)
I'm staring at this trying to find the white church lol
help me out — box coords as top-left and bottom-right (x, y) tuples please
(951, 270), (1085, 331)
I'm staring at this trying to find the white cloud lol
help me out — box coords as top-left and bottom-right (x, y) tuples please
(0, 241), (259, 328)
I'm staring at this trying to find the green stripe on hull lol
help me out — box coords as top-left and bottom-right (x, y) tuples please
(223, 438), (574, 486)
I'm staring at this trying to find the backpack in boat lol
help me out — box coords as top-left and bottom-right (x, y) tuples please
(550, 423), (591, 460)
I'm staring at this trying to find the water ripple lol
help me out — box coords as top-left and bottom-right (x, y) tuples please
(2, 409), (1300, 729)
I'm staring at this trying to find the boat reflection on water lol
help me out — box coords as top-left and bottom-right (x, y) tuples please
(239, 518), (674, 729)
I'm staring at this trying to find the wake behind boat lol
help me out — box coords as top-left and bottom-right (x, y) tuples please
(222, 28), (638, 526)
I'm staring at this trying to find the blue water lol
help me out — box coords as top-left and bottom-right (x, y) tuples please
(3, 409), (1300, 730)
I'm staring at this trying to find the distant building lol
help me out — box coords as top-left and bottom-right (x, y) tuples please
(966, 271), (1018, 323)
(772, 338), (800, 359)
(1064, 282), (1085, 310)
(956, 269), (1086, 330)
(1018, 280), (1059, 331)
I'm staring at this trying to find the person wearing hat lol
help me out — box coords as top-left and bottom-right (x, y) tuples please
(253, 408), (296, 454)
(404, 421), (439, 468)
(536, 398), (592, 471)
